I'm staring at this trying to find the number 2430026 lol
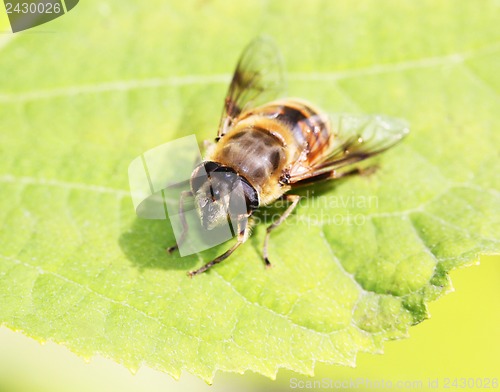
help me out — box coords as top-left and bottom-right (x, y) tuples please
(5, 2), (62, 14)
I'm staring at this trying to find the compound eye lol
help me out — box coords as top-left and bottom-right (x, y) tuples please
(190, 161), (223, 193)
(191, 175), (207, 194)
(190, 162), (219, 193)
(190, 164), (209, 193)
(203, 161), (219, 173)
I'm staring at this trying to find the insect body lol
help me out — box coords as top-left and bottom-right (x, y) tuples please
(210, 98), (329, 205)
(169, 37), (409, 276)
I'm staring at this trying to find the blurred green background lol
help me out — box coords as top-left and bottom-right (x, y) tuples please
(1, 0), (499, 390)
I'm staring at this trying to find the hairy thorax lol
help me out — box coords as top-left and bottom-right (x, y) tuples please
(207, 99), (330, 205)
(208, 116), (297, 204)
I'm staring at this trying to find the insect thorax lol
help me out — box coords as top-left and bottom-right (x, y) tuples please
(212, 125), (287, 190)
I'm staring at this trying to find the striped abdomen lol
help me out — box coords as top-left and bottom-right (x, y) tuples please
(208, 99), (332, 205)
(241, 99), (332, 167)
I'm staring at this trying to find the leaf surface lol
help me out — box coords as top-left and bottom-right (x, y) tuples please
(0, 0), (499, 383)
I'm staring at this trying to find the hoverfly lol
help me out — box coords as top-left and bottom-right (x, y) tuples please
(168, 37), (409, 277)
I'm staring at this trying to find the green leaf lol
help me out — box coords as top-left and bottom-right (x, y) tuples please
(0, 0), (499, 383)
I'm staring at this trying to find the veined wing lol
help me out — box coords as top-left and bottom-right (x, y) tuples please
(288, 113), (410, 184)
(217, 36), (286, 139)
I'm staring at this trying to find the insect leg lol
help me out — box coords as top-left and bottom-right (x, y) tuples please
(167, 190), (193, 253)
(187, 215), (250, 277)
(263, 194), (301, 267)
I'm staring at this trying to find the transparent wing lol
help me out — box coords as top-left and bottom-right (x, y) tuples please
(288, 113), (410, 184)
(322, 113), (410, 167)
(217, 36), (286, 138)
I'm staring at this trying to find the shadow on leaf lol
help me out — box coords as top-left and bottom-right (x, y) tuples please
(119, 218), (199, 271)
(119, 176), (356, 274)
